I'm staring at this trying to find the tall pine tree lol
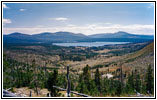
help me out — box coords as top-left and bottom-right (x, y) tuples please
(145, 65), (154, 94)
(47, 69), (59, 97)
(135, 72), (141, 93)
(94, 68), (101, 92)
(82, 64), (91, 91)
(126, 71), (135, 94)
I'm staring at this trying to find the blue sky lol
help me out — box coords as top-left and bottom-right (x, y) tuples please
(3, 3), (155, 35)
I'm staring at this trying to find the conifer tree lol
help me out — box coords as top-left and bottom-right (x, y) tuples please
(145, 65), (154, 94)
(126, 71), (134, 94)
(31, 59), (40, 95)
(102, 77), (109, 96)
(47, 69), (59, 96)
(115, 81), (122, 96)
(82, 64), (91, 91)
(94, 68), (101, 92)
(90, 80), (99, 96)
(135, 73), (141, 93)
(79, 80), (89, 94)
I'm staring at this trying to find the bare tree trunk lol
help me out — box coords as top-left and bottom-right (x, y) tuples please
(67, 66), (71, 97)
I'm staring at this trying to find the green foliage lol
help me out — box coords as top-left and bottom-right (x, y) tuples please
(47, 69), (59, 97)
(89, 80), (99, 96)
(115, 81), (122, 96)
(135, 72), (141, 93)
(91, 64), (104, 69)
(3, 55), (34, 89)
(3, 55), (154, 97)
(77, 80), (89, 94)
(57, 74), (67, 89)
(102, 77), (109, 95)
(82, 64), (91, 90)
(126, 72), (135, 94)
(94, 68), (101, 92)
(102, 77), (124, 96)
(3, 56), (13, 89)
(145, 65), (154, 94)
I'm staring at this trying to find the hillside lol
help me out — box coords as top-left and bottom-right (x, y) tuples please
(33, 32), (89, 42)
(3, 31), (89, 43)
(119, 41), (154, 75)
(89, 31), (154, 39)
(3, 40), (154, 97)
(126, 41), (154, 61)
(3, 31), (154, 43)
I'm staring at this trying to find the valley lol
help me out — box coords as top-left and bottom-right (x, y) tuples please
(3, 39), (154, 97)
(2, 2), (155, 98)
(1, 0), (157, 99)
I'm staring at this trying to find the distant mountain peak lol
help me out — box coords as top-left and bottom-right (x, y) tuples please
(4, 31), (154, 43)
(115, 31), (130, 34)
(38, 32), (53, 34)
(89, 31), (154, 39)
(54, 31), (74, 34)
(9, 32), (24, 35)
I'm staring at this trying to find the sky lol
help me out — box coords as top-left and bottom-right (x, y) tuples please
(3, 2), (155, 35)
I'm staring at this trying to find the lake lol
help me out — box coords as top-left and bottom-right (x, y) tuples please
(53, 42), (130, 47)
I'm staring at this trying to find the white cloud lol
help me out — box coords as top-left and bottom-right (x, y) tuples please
(19, 9), (26, 12)
(148, 3), (154, 8)
(104, 23), (112, 25)
(66, 24), (76, 27)
(50, 17), (69, 21)
(3, 23), (154, 35)
(3, 18), (12, 25)
(3, 4), (8, 9)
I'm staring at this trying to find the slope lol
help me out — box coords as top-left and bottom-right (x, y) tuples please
(126, 41), (154, 61)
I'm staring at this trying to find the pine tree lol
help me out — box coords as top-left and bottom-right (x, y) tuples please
(80, 80), (89, 94)
(109, 78), (114, 96)
(126, 71), (134, 94)
(31, 59), (40, 95)
(90, 80), (99, 96)
(135, 73), (141, 93)
(102, 77), (109, 96)
(115, 81), (122, 96)
(145, 65), (154, 94)
(94, 68), (101, 92)
(82, 64), (91, 91)
(47, 69), (59, 97)
(141, 75), (147, 94)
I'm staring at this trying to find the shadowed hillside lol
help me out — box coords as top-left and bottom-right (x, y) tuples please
(126, 41), (154, 61)
(120, 41), (154, 76)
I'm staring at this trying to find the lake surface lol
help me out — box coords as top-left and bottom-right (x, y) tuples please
(53, 42), (130, 47)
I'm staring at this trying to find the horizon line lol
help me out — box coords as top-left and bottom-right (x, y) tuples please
(3, 31), (155, 36)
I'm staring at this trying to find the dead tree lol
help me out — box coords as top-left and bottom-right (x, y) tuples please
(67, 66), (71, 97)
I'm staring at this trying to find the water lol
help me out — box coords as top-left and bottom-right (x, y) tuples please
(53, 42), (130, 47)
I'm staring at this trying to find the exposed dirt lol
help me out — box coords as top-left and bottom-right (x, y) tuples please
(12, 87), (49, 97)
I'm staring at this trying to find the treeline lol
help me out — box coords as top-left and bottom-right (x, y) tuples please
(75, 65), (154, 96)
(3, 54), (154, 97)
(59, 53), (97, 61)
(3, 54), (67, 96)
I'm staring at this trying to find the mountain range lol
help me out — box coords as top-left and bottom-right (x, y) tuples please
(89, 31), (154, 39)
(3, 31), (154, 43)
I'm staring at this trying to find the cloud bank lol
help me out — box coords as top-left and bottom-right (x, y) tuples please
(3, 23), (154, 35)
(3, 18), (12, 25)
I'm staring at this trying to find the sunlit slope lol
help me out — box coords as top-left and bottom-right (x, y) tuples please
(127, 41), (153, 59)
(123, 41), (154, 65)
